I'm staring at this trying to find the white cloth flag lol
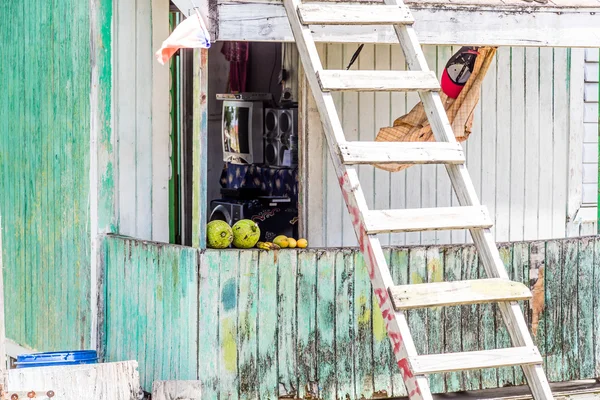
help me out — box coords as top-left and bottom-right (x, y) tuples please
(155, 12), (211, 65)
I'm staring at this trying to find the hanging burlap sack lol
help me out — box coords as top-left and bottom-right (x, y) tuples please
(374, 46), (497, 172)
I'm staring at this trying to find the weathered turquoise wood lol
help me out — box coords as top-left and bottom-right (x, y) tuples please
(578, 238), (595, 378)
(354, 251), (374, 398)
(0, 0), (93, 351)
(219, 250), (239, 398)
(258, 251), (278, 399)
(562, 240), (579, 381)
(496, 245), (514, 387)
(199, 250), (222, 399)
(103, 237), (198, 391)
(545, 240), (563, 382)
(389, 249), (409, 398)
(238, 250), (259, 400)
(277, 250), (297, 398)
(103, 238), (600, 398)
(479, 256), (497, 389)
(373, 249), (393, 397)
(444, 247), (463, 393)
(426, 247), (445, 393)
(408, 247), (427, 357)
(297, 251), (318, 398)
(461, 246), (481, 391)
(335, 250), (356, 399)
(512, 242), (529, 386)
(317, 251), (336, 398)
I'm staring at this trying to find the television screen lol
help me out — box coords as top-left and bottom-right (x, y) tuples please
(223, 105), (250, 155)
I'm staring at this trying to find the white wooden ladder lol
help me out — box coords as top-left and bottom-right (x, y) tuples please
(282, 1), (554, 399)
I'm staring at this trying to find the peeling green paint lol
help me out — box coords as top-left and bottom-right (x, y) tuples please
(0, 0), (93, 351)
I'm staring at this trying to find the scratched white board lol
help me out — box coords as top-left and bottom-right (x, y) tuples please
(307, 45), (587, 247)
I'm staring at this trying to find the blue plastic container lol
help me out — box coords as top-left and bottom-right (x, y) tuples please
(15, 350), (98, 368)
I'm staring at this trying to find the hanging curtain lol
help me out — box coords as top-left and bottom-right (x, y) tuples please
(221, 42), (250, 93)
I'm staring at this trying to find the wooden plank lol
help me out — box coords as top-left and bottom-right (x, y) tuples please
(390, 278), (531, 311)
(335, 250), (356, 399)
(544, 240), (563, 382)
(318, 70), (440, 92)
(7, 361), (142, 399)
(562, 240), (579, 381)
(426, 247), (445, 393)
(511, 242), (529, 386)
(340, 142), (465, 165)
(494, 48), (511, 242)
(374, 44), (392, 246)
(198, 251), (221, 399)
(537, 48), (554, 240)
(216, 2), (600, 47)
(298, 3), (413, 25)
(594, 238), (600, 380)
(523, 48), (540, 241)
(218, 251), (239, 399)
(389, 46), (407, 246)
(277, 250), (297, 398)
(257, 251), (278, 400)
(435, 46), (455, 245)
(389, 249), (409, 398)
(509, 47), (526, 242)
(577, 238), (595, 379)
(354, 251), (374, 398)
(552, 48), (569, 238)
(238, 251), (259, 399)
(408, 248), (427, 355)
(528, 242), (547, 377)
(478, 257), (497, 389)
(409, 347), (542, 375)
(297, 251), (318, 398)
(443, 246), (463, 392)
(364, 206), (492, 234)
(496, 245), (515, 387)
(373, 249), (393, 397)
(317, 251), (337, 398)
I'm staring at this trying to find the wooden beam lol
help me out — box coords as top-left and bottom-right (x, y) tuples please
(215, 1), (600, 47)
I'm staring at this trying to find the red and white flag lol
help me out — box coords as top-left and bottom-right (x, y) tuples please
(155, 12), (211, 65)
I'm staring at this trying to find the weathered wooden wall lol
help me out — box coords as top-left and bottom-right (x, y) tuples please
(305, 46), (593, 247)
(103, 237), (198, 391)
(114, 0), (171, 242)
(0, 1), (92, 351)
(103, 235), (600, 398)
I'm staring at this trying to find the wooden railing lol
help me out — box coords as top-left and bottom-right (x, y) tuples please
(102, 235), (600, 398)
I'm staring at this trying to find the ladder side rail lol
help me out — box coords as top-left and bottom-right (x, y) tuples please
(384, 3), (554, 397)
(282, 1), (431, 398)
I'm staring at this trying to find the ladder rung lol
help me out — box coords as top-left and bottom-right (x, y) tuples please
(317, 70), (440, 92)
(298, 4), (414, 26)
(388, 278), (532, 311)
(340, 142), (465, 165)
(364, 206), (492, 234)
(410, 347), (543, 375)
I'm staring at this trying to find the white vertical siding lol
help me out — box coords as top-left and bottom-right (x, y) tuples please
(306, 46), (586, 247)
(583, 49), (599, 206)
(114, 0), (170, 242)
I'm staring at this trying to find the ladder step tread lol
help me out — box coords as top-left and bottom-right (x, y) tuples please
(389, 278), (532, 311)
(410, 347), (543, 375)
(340, 141), (465, 165)
(317, 70), (440, 92)
(364, 206), (492, 234)
(298, 3), (414, 25)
